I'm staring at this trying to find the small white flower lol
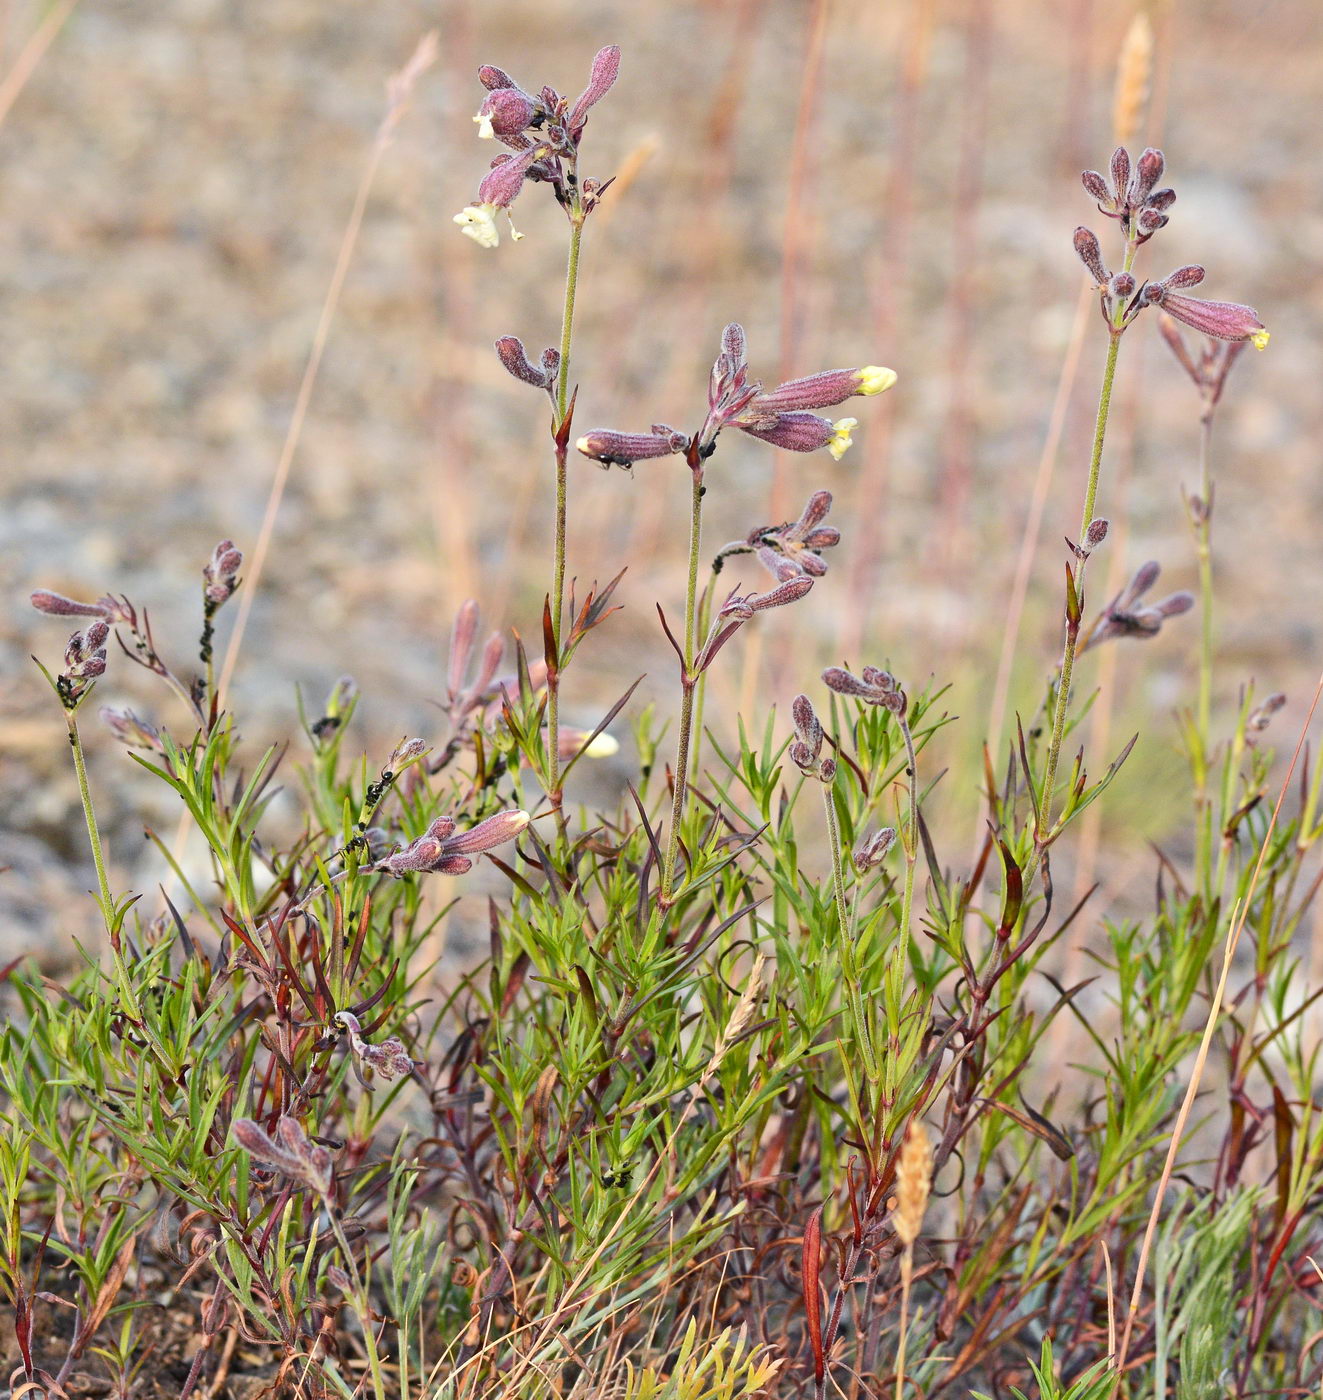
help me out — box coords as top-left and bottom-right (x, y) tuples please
(472, 110), (495, 140)
(453, 203), (500, 248)
(856, 366), (898, 396)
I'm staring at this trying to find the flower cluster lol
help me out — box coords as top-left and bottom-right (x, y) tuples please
(1080, 561), (1194, 652)
(575, 324), (895, 470)
(853, 827), (896, 874)
(714, 490), (842, 580)
(379, 809), (530, 878)
(328, 1010), (421, 1084)
(232, 1116), (333, 1196)
(203, 540), (243, 607)
(789, 694), (835, 784)
(56, 621), (109, 709)
(822, 664), (907, 716)
(1073, 147), (1268, 347)
(455, 46), (620, 248)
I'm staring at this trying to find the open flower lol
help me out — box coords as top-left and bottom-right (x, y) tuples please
(1140, 272), (1268, 347)
(457, 47), (620, 247)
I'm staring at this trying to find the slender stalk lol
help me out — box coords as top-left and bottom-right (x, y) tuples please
(546, 213), (585, 806)
(688, 578), (716, 787)
(67, 711), (115, 943)
(1033, 330), (1122, 859)
(1192, 410), (1216, 892)
(896, 713), (921, 978)
(660, 467), (706, 905)
(822, 782), (879, 1080)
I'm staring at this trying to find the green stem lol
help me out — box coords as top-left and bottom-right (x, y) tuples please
(822, 780), (879, 1081)
(660, 467), (706, 906)
(327, 1208), (386, 1400)
(688, 577), (716, 787)
(1034, 330), (1123, 858)
(896, 714), (920, 980)
(1192, 411), (1216, 894)
(67, 710), (115, 936)
(547, 213), (585, 808)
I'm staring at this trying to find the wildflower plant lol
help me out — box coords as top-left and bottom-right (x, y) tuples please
(5, 41), (1323, 1400)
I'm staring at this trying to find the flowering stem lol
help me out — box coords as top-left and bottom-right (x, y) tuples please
(660, 465), (706, 906)
(547, 211), (585, 808)
(822, 781), (879, 1081)
(688, 578), (716, 788)
(67, 710), (116, 946)
(896, 712), (921, 980)
(1192, 410), (1216, 893)
(1033, 330), (1122, 864)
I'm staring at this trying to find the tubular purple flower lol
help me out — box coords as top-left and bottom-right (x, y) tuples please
(718, 575), (814, 620)
(1152, 292), (1268, 346)
(749, 365), (897, 414)
(736, 411), (857, 459)
(575, 427), (689, 468)
(477, 146), (549, 209)
(31, 590), (113, 619)
(444, 808), (531, 856)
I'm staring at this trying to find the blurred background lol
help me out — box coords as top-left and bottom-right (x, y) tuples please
(2, 0), (1320, 967)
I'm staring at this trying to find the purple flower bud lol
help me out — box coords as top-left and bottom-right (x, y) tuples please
(99, 706), (161, 750)
(818, 757), (837, 782)
(575, 428), (688, 467)
(1156, 293), (1267, 345)
(31, 590), (112, 619)
(1160, 265), (1205, 291)
(1081, 170), (1111, 206)
(426, 815), (457, 842)
(721, 322), (747, 365)
(1084, 518), (1109, 551)
(83, 620), (110, 650)
(203, 539), (243, 606)
(1073, 227), (1109, 285)
(1136, 207), (1167, 235)
(1110, 272), (1136, 300)
(478, 64), (519, 91)
(1110, 147), (1131, 199)
(756, 546), (803, 582)
(389, 737), (427, 770)
(382, 836), (447, 876)
(853, 827), (896, 874)
(495, 335), (551, 388)
(1146, 188), (1176, 211)
(1131, 147), (1165, 203)
(568, 45), (621, 132)
(788, 739), (814, 772)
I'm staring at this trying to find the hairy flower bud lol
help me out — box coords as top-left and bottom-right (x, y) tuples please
(575, 428), (688, 468)
(475, 87), (536, 140)
(31, 590), (113, 619)
(853, 827), (897, 873)
(1073, 227), (1109, 285)
(495, 335), (551, 388)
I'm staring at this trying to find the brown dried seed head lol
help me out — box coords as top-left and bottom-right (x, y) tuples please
(891, 1118), (933, 1247)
